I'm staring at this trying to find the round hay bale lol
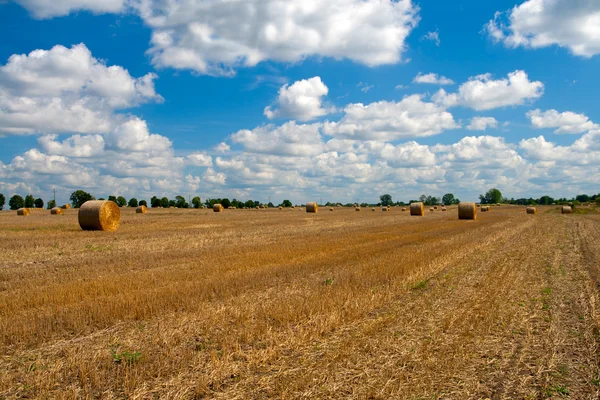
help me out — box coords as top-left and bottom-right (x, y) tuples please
(480, 206), (489, 212)
(306, 202), (318, 213)
(458, 202), (477, 220)
(299, 208), (303, 211)
(50, 207), (63, 215)
(291, 206), (295, 210)
(430, 208), (434, 212)
(410, 202), (424, 216)
(526, 207), (537, 215)
(78, 200), (120, 231)
(477, 204), (481, 208)
(329, 208), (334, 211)
(213, 204), (224, 212)
(402, 207), (407, 212)
(382, 207), (388, 212)
(372, 208), (376, 211)
(355, 207), (361, 211)
(62, 204), (71, 209)
(136, 205), (147, 214)
(434, 206), (438, 210)
(17, 208), (30, 216)
(442, 207), (447, 211)
(562, 206), (572, 214)
(278, 206), (283, 210)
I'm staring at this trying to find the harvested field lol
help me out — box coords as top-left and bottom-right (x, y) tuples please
(1, 206), (600, 398)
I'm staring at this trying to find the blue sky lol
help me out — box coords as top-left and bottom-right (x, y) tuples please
(1, 0), (599, 205)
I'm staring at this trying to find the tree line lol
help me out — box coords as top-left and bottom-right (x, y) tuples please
(1, 189), (600, 211)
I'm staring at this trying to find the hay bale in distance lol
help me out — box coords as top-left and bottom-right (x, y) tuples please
(78, 200), (120, 231)
(329, 208), (334, 211)
(17, 208), (30, 216)
(62, 204), (71, 209)
(278, 206), (283, 210)
(458, 202), (477, 220)
(213, 204), (224, 212)
(442, 207), (447, 212)
(306, 202), (318, 213)
(410, 202), (424, 216)
(355, 207), (361, 212)
(136, 205), (147, 214)
(562, 206), (572, 214)
(526, 207), (537, 215)
(430, 208), (434, 212)
(382, 207), (388, 212)
(50, 207), (63, 215)
(481, 206), (489, 212)
(434, 206), (438, 210)
(402, 207), (407, 212)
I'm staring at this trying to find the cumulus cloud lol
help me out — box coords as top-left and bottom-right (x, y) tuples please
(134, 0), (420, 75)
(0, 43), (162, 135)
(520, 130), (600, 165)
(527, 109), (598, 134)
(467, 117), (499, 131)
(486, 0), (600, 57)
(264, 77), (331, 121)
(186, 152), (213, 167)
(231, 121), (324, 156)
(413, 72), (454, 85)
(432, 70), (543, 111)
(323, 94), (459, 141)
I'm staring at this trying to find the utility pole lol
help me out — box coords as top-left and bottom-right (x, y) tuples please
(53, 187), (56, 205)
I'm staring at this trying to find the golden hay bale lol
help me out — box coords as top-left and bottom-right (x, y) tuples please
(213, 204), (224, 212)
(480, 206), (489, 212)
(329, 208), (334, 211)
(278, 206), (283, 210)
(477, 204), (481, 208)
(78, 200), (120, 231)
(458, 202), (477, 220)
(442, 207), (447, 211)
(526, 207), (537, 215)
(17, 208), (30, 216)
(62, 204), (71, 209)
(355, 207), (361, 211)
(136, 205), (147, 214)
(299, 208), (303, 211)
(434, 206), (438, 210)
(382, 207), (388, 212)
(291, 206), (295, 210)
(306, 202), (318, 213)
(402, 207), (407, 212)
(562, 206), (572, 214)
(430, 208), (434, 212)
(50, 207), (63, 215)
(410, 202), (424, 216)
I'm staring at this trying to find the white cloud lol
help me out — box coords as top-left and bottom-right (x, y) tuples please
(527, 109), (598, 134)
(421, 30), (440, 46)
(231, 121), (324, 157)
(432, 70), (543, 111)
(134, 0), (420, 75)
(323, 94), (459, 141)
(186, 153), (213, 167)
(38, 134), (105, 157)
(519, 130), (600, 165)
(486, 0), (600, 57)
(104, 118), (172, 153)
(15, 0), (126, 19)
(467, 117), (499, 131)
(0, 43), (162, 135)
(413, 72), (454, 85)
(264, 77), (330, 121)
(214, 142), (231, 153)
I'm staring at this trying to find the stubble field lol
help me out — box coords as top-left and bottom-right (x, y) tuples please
(1, 205), (600, 399)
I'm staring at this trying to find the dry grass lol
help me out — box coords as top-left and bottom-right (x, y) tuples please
(1, 206), (600, 398)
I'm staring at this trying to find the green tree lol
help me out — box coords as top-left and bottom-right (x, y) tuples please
(151, 196), (161, 208)
(128, 198), (138, 207)
(161, 197), (169, 208)
(34, 198), (44, 209)
(70, 190), (95, 208)
(116, 196), (127, 207)
(108, 195), (117, 203)
(9, 195), (25, 210)
(480, 188), (502, 204)
(281, 199), (292, 207)
(221, 198), (231, 209)
(192, 196), (202, 208)
(169, 199), (176, 207)
(379, 194), (393, 206)
(442, 193), (455, 205)
(139, 200), (147, 207)
(244, 200), (255, 209)
(47, 199), (56, 209)
(576, 194), (590, 203)
(24, 195), (35, 208)
(0, 193), (5, 210)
